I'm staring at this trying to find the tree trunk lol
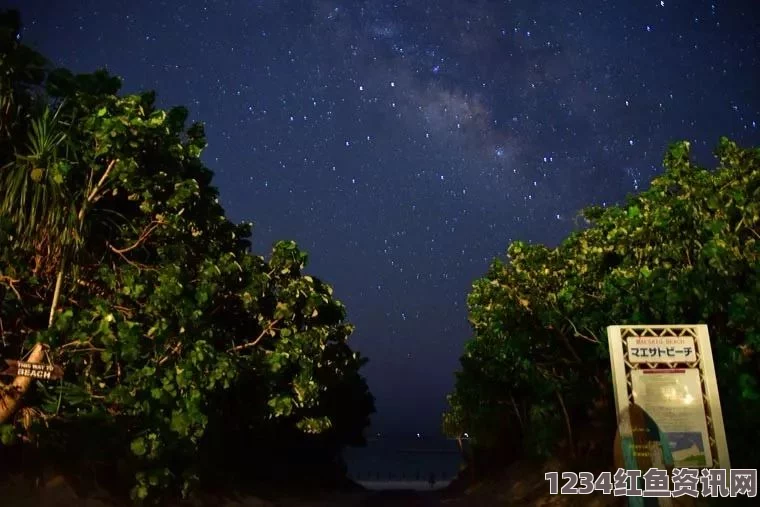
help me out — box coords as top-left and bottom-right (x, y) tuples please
(48, 265), (64, 328)
(556, 390), (575, 458)
(510, 393), (524, 431)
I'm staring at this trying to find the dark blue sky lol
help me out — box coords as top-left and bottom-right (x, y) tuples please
(14, 0), (759, 436)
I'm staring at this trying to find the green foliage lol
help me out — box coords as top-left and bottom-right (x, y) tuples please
(0, 424), (16, 445)
(445, 137), (760, 469)
(0, 10), (373, 502)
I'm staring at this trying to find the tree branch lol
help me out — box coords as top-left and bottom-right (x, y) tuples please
(158, 342), (183, 366)
(106, 242), (154, 271)
(229, 319), (281, 352)
(582, 326), (600, 343)
(108, 219), (165, 254)
(557, 329), (582, 362)
(562, 314), (599, 344)
(113, 305), (133, 317)
(86, 159), (117, 204)
(67, 347), (105, 353)
(59, 338), (103, 353)
(0, 274), (21, 300)
(60, 340), (91, 349)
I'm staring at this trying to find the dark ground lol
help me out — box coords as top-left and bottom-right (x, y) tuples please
(358, 490), (441, 507)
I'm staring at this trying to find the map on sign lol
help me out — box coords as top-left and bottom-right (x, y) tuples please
(627, 335), (697, 364)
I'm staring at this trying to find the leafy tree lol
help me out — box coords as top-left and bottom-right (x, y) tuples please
(445, 138), (760, 470)
(0, 10), (373, 502)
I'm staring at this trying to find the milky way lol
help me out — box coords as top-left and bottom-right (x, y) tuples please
(15, 0), (760, 435)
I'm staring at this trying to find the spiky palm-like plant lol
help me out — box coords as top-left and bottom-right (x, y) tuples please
(1, 104), (79, 265)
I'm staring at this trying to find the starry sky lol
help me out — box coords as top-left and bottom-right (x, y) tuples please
(13, 0), (759, 437)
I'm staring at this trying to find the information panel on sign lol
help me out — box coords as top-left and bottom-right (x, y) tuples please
(631, 368), (712, 467)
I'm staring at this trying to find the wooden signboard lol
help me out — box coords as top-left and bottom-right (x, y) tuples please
(0, 359), (63, 381)
(607, 325), (731, 507)
(607, 325), (730, 471)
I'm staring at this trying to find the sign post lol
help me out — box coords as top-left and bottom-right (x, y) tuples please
(607, 325), (730, 503)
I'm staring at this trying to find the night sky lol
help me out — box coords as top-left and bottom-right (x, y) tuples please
(13, 0), (759, 437)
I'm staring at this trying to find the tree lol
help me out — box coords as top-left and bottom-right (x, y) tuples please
(444, 138), (760, 470)
(0, 11), (76, 425)
(0, 10), (373, 501)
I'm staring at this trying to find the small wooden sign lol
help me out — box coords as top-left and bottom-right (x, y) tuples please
(0, 359), (63, 380)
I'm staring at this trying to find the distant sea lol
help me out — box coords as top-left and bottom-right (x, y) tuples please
(342, 436), (464, 491)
